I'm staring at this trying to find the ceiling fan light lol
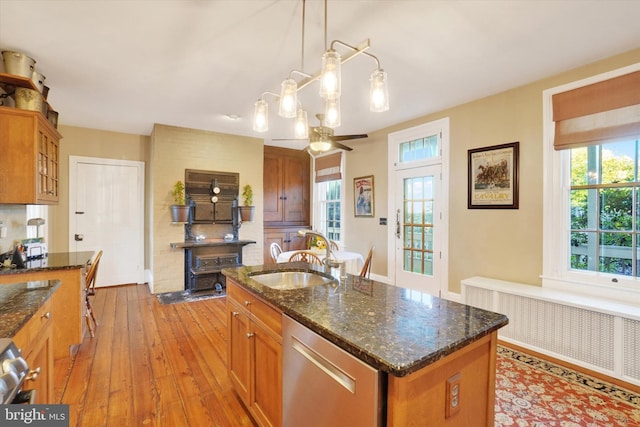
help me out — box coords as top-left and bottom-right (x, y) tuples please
(294, 109), (309, 138)
(324, 98), (341, 128)
(309, 139), (332, 152)
(319, 49), (341, 100)
(253, 99), (268, 132)
(369, 68), (389, 112)
(278, 78), (298, 118)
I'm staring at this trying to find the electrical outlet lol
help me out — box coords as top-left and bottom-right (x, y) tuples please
(445, 372), (461, 418)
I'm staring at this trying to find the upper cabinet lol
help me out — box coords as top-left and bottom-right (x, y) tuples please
(0, 106), (61, 204)
(0, 72), (62, 205)
(264, 146), (310, 225)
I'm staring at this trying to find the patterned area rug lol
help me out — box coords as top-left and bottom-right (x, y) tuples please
(496, 346), (640, 426)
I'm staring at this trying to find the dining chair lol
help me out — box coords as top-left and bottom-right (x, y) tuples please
(288, 251), (323, 266)
(85, 250), (103, 338)
(270, 242), (283, 263)
(329, 240), (340, 251)
(360, 246), (374, 279)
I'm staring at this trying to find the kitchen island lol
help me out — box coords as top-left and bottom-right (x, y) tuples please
(0, 251), (94, 358)
(223, 263), (508, 426)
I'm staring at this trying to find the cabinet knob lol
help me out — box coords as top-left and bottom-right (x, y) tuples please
(41, 312), (51, 320)
(246, 333), (254, 339)
(232, 311), (239, 317)
(26, 367), (41, 381)
(244, 300), (251, 306)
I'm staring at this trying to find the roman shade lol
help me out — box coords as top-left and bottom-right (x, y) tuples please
(552, 70), (640, 150)
(314, 152), (342, 182)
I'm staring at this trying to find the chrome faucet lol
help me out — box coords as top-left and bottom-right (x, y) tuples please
(297, 229), (338, 273)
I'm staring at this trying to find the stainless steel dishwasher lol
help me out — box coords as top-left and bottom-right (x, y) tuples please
(283, 315), (385, 427)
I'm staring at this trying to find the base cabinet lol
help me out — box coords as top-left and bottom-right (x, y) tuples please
(12, 297), (54, 404)
(263, 227), (309, 264)
(227, 279), (282, 427)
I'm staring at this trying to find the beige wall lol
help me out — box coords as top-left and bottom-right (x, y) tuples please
(343, 48), (640, 293)
(150, 124), (263, 294)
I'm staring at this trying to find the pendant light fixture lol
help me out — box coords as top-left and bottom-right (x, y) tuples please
(252, 0), (389, 136)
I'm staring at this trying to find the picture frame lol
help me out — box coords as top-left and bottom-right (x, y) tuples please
(354, 175), (375, 217)
(468, 142), (519, 209)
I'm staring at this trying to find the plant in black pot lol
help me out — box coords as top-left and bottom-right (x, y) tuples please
(239, 184), (255, 222)
(170, 180), (190, 223)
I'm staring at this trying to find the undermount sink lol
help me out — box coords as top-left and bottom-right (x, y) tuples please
(249, 270), (336, 290)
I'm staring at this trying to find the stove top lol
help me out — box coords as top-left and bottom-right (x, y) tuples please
(0, 338), (29, 404)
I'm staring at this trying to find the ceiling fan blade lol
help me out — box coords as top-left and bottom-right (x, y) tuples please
(331, 141), (353, 151)
(332, 134), (368, 141)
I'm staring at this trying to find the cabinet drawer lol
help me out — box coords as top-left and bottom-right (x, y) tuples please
(227, 281), (282, 337)
(13, 298), (53, 356)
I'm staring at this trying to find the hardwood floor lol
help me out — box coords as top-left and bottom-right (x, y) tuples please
(56, 284), (255, 427)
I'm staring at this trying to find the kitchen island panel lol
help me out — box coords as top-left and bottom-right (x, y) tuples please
(0, 252), (92, 359)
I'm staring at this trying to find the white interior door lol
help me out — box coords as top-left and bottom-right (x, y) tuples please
(394, 165), (442, 296)
(69, 156), (144, 287)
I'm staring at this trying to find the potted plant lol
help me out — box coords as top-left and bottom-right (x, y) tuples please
(239, 184), (255, 222)
(170, 180), (190, 223)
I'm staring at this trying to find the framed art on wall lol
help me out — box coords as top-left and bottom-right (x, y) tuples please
(468, 142), (519, 209)
(354, 175), (374, 217)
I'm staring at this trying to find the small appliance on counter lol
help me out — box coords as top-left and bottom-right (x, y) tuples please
(21, 238), (48, 261)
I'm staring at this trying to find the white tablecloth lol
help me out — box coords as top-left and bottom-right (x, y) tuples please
(277, 250), (365, 275)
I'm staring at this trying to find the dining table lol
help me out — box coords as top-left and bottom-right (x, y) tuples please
(277, 249), (365, 275)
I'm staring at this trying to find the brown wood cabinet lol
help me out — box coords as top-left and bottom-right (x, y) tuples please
(227, 279), (282, 427)
(263, 146), (311, 264)
(264, 146), (310, 224)
(263, 226), (309, 263)
(12, 297), (54, 404)
(0, 106), (61, 204)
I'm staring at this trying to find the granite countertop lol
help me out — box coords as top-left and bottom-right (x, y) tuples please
(0, 280), (60, 338)
(222, 263), (509, 377)
(0, 251), (95, 276)
(170, 239), (256, 249)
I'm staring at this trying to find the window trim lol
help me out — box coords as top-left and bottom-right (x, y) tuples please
(542, 63), (640, 301)
(312, 152), (345, 246)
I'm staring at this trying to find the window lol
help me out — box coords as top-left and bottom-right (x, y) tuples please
(315, 179), (341, 242)
(313, 152), (343, 244)
(543, 65), (640, 297)
(569, 138), (640, 277)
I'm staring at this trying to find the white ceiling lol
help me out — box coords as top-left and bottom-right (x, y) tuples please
(1, 0), (640, 149)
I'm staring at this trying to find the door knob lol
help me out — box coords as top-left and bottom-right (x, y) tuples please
(74, 234), (84, 241)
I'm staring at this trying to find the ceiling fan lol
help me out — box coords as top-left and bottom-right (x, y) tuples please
(275, 113), (368, 153)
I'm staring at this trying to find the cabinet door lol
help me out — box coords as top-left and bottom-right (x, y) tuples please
(252, 325), (282, 427)
(264, 231), (287, 264)
(286, 231), (307, 251)
(282, 155), (310, 223)
(264, 154), (284, 222)
(24, 326), (53, 404)
(227, 301), (252, 405)
(37, 128), (59, 203)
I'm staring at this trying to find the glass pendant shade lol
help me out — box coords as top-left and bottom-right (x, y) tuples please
(309, 138), (332, 152)
(294, 109), (309, 139)
(253, 99), (269, 132)
(278, 78), (298, 118)
(369, 69), (389, 112)
(319, 49), (341, 99)
(324, 98), (341, 128)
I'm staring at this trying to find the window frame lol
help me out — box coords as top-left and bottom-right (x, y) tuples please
(312, 153), (345, 246)
(542, 63), (640, 300)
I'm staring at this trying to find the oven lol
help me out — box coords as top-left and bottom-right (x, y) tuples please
(187, 247), (242, 292)
(185, 169), (239, 224)
(0, 338), (36, 404)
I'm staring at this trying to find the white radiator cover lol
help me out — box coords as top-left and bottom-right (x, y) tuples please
(461, 276), (640, 387)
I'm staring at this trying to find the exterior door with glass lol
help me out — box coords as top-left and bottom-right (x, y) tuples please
(394, 165), (442, 296)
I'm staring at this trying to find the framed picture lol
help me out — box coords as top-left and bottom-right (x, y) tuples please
(468, 142), (519, 209)
(354, 175), (374, 217)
